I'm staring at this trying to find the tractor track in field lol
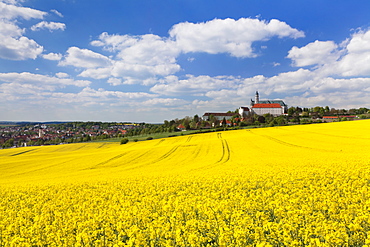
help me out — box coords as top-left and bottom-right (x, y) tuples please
(154, 139), (166, 146)
(186, 136), (193, 142)
(216, 133), (230, 164)
(154, 145), (181, 163)
(89, 152), (128, 168)
(150, 136), (195, 164)
(248, 130), (341, 153)
(9, 149), (37, 157)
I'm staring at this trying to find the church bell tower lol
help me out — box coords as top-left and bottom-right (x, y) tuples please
(255, 91), (259, 104)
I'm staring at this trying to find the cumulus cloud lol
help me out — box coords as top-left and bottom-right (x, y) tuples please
(55, 72), (69, 78)
(0, 2), (46, 60)
(335, 29), (370, 77)
(0, 2), (46, 20)
(266, 69), (315, 93)
(107, 77), (122, 86)
(59, 47), (111, 68)
(90, 33), (181, 83)
(0, 21), (43, 60)
(288, 29), (370, 78)
(31, 21), (66, 32)
(42, 52), (62, 61)
(78, 67), (112, 80)
(169, 18), (304, 57)
(287, 40), (340, 67)
(78, 17), (304, 85)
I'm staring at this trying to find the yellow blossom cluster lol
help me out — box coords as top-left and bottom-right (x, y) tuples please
(1, 120), (370, 246)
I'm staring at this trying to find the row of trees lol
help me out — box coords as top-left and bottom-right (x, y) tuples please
(287, 106), (370, 117)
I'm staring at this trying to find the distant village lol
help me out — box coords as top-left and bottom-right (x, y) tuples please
(0, 122), (143, 149)
(1, 91), (369, 149)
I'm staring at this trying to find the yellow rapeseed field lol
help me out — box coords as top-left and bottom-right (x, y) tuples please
(1, 120), (370, 246)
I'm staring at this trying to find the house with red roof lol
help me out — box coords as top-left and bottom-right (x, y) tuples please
(252, 103), (285, 116)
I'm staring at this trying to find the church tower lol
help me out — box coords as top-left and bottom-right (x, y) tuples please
(255, 91), (259, 104)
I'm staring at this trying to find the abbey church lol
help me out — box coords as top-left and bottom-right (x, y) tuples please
(239, 91), (287, 117)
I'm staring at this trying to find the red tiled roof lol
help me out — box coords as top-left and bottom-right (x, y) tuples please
(252, 103), (282, 108)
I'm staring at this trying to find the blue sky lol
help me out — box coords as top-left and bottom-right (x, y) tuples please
(1, 0), (370, 122)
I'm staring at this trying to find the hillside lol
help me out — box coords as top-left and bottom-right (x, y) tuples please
(1, 120), (369, 185)
(1, 120), (370, 246)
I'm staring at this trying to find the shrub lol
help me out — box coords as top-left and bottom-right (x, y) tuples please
(120, 138), (129, 145)
(133, 139), (138, 142)
(146, 137), (153, 140)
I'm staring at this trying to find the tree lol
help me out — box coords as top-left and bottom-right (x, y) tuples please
(287, 107), (295, 116)
(163, 120), (169, 127)
(257, 116), (265, 124)
(221, 117), (227, 127)
(276, 116), (286, 126)
(120, 138), (129, 144)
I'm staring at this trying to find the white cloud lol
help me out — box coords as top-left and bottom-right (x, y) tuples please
(266, 69), (314, 93)
(107, 77), (122, 86)
(169, 18), (304, 58)
(287, 40), (339, 67)
(0, 2), (46, 60)
(150, 75), (240, 96)
(310, 77), (370, 94)
(0, 21), (43, 60)
(55, 72), (69, 78)
(0, 2), (46, 20)
(80, 17), (304, 85)
(59, 47), (111, 68)
(114, 34), (179, 65)
(78, 67), (112, 80)
(90, 33), (181, 84)
(335, 29), (370, 77)
(0, 72), (91, 88)
(285, 91), (370, 109)
(31, 21), (66, 32)
(50, 9), (63, 18)
(42, 52), (62, 61)
(141, 98), (187, 107)
(0, 19), (23, 37)
(287, 29), (370, 78)
(111, 61), (180, 84)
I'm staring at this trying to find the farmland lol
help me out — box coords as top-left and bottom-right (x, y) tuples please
(1, 120), (370, 246)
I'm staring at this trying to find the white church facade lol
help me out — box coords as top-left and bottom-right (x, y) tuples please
(240, 91), (287, 116)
